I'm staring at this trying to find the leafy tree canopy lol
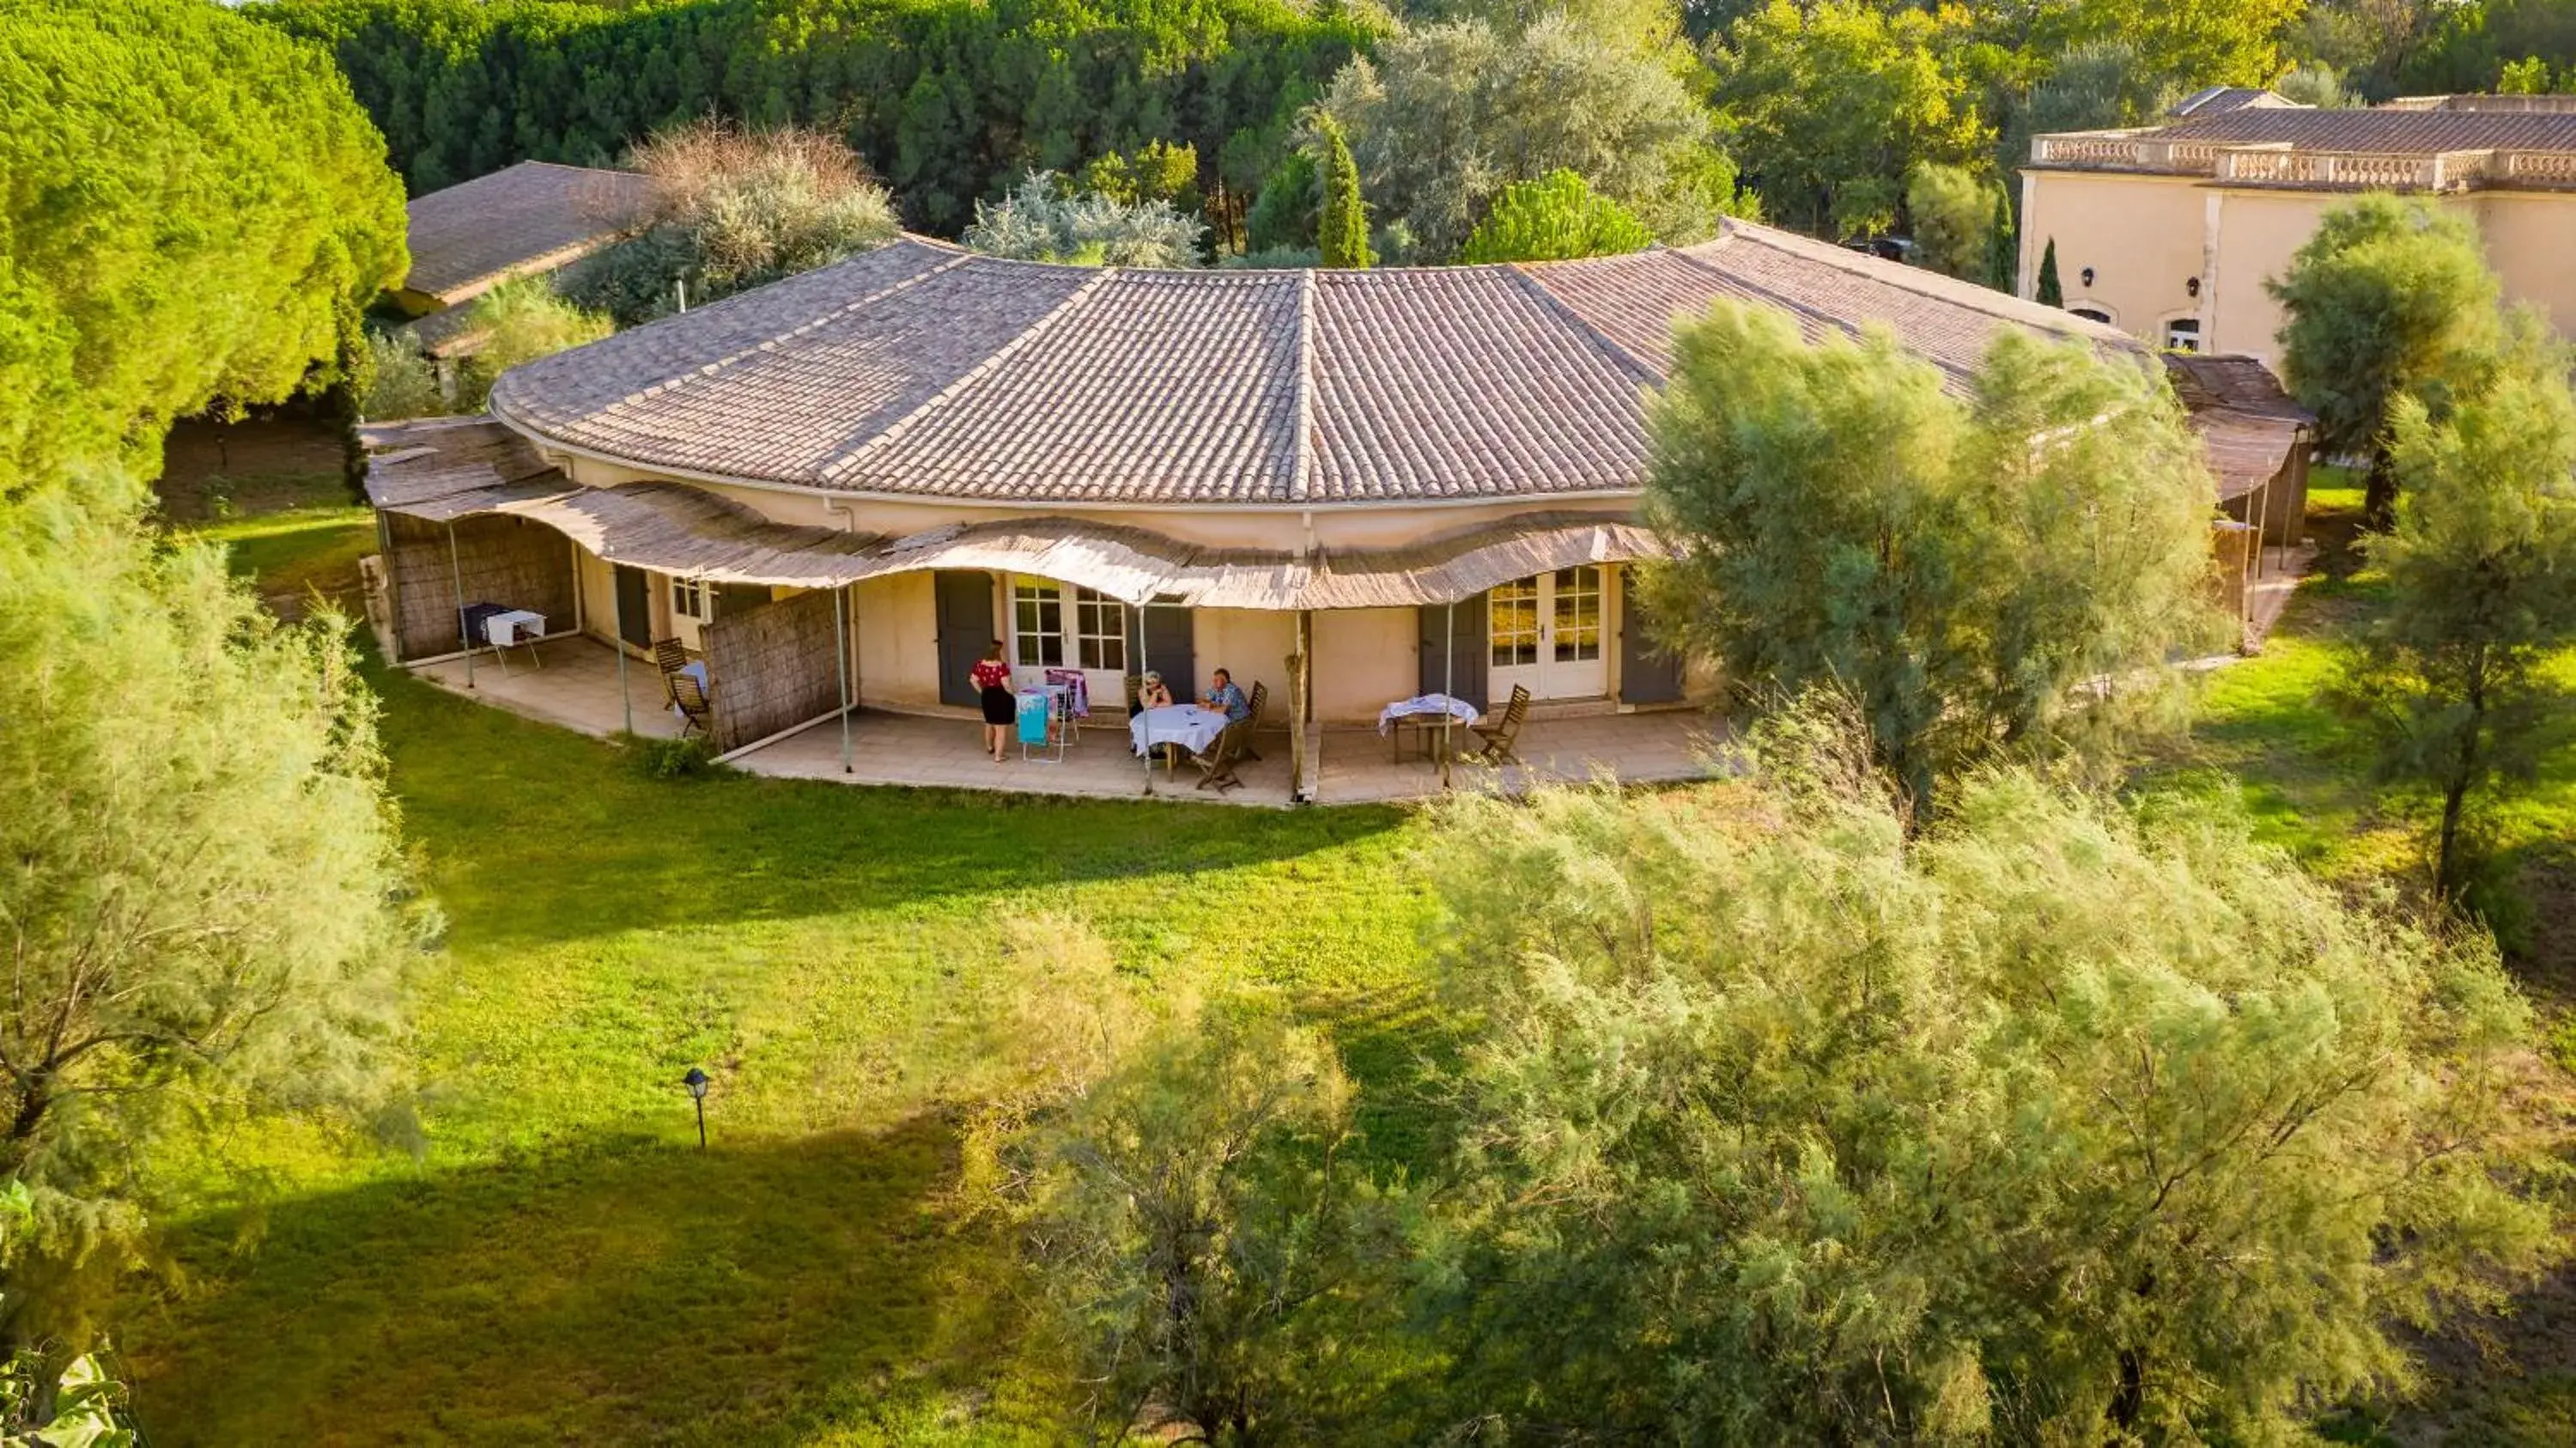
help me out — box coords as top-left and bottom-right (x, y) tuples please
(1642, 300), (2223, 816)
(2333, 316), (2576, 905)
(1459, 168), (1654, 262)
(1904, 161), (1996, 282)
(2268, 193), (2503, 528)
(1414, 719), (2556, 1442)
(1710, 0), (1990, 238)
(0, 485), (420, 1343)
(0, 0), (407, 484)
(1321, 12), (1728, 259)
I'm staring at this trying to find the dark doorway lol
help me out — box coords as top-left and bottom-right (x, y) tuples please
(1618, 590), (1685, 705)
(934, 571), (995, 707)
(612, 564), (653, 649)
(1134, 598), (1194, 698)
(1418, 593), (1490, 713)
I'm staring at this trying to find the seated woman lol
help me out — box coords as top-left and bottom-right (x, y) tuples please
(1137, 671), (1175, 711)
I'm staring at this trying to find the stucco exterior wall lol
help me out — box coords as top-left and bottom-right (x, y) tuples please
(2469, 192), (2576, 335)
(2018, 172), (2209, 339)
(2023, 167), (2576, 365)
(1311, 609), (1421, 723)
(852, 572), (945, 709)
(2199, 190), (2324, 359)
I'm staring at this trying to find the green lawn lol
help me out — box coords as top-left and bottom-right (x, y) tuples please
(124, 474), (2576, 1444)
(188, 503), (375, 603)
(125, 654), (1443, 1444)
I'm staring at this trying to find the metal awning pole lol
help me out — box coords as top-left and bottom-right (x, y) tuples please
(835, 585), (854, 775)
(448, 521), (473, 690)
(612, 563), (633, 736)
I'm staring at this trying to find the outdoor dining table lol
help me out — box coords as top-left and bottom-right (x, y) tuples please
(1377, 693), (1480, 764)
(1130, 704), (1230, 770)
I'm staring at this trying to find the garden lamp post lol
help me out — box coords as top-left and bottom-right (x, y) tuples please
(683, 1067), (710, 1150)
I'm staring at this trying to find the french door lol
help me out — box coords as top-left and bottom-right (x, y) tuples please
(1489, 565), (1607, 701)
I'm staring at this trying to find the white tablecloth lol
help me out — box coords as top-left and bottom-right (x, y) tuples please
(487, 609), (545, 648)
(1130, 704), (1230, 757)
(1377, 693), (1480, 734)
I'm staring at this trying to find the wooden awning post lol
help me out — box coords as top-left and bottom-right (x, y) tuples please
(1288, 609), (1311, 801)
(447, 520), (474, 690)
(1440, 601), (1455, 791)
(835, 584), (854, 774)
(611, 559), (633, 736)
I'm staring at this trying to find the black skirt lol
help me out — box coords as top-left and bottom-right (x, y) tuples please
(979, 684), (1016, 726)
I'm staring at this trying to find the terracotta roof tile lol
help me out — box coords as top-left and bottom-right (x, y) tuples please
(489, 220), (2247, 508)
(404, 161), (652, 302)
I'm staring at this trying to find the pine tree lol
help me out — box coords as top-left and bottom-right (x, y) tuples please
(2035, 237), (2063, 307)
(1985, 191), (2016, 294)
(1315, 113), (1372, 269)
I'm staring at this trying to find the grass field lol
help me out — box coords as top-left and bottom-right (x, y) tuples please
(125, 654), (1445, 1443)
(127, 451), (2576, 1444)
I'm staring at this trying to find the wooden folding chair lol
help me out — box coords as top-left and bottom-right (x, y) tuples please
(653, 638), (690, 709)
(671, 672), (714, 740)
(1240, 679), (1270, 762)
(1194, 718), (1250, 793)
(1470, 684), (1531, 766)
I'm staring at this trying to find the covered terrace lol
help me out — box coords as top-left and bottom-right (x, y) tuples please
(363, 417), (1714, 806)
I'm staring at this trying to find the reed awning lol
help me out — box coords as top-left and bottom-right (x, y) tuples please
(370, 453), (1668, 609)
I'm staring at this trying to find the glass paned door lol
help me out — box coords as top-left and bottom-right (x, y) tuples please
(1488, 566), (1608, 701)
(1548, 566), (1607, 697)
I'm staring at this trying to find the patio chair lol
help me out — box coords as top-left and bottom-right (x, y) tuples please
(1240, 679), (1270, 762)
(1194, 717), (1251, 793)
(653, 638), (690, 707)
(670, 671), (714, 740)
(1469, 684), (1531, 767)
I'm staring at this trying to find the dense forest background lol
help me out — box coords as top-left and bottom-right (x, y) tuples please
(256, 0), (1376, 233)
(257, 0), (2576, 251)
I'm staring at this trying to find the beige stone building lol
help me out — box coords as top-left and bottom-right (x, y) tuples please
(361, 220), (2305, 801)
(2018, 92), (2576, 364)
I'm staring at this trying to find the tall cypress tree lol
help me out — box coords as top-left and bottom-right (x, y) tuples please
(2036, 237), (2063, 307)
(1984, 192), (2016, 295)
(1315, 113), (1371, 269)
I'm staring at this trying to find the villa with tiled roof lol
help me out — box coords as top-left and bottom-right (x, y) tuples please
(2019, 92), (2576, 362)
(361, 217), (2308, 799)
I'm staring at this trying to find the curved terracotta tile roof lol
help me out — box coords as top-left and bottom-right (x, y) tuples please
(489, 219), (2142, 508)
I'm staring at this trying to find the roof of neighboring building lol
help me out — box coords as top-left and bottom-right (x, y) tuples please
(489, 220), (2143, 508)
(403, 161), (653, 306)
(2164, 353), (2313, 498)
(2152, 105), (2576, 155)
(2170, 87), (2298, 119)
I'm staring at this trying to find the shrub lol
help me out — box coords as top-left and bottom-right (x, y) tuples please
(1459, 169), (1652, 263)
(961, 171), (1206, 267)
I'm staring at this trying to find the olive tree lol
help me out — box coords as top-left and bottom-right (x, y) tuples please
(2268, 193), (2502, 530)
(1413, 710), (2557, 1443)
(1642, 300), (2221, 818)
(1318, 13), (1726, 259)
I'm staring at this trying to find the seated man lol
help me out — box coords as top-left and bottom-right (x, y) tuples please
(1201, 667), (1251, 724)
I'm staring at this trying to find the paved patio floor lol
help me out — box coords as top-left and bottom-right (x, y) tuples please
(410, 637), (1728, 806)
